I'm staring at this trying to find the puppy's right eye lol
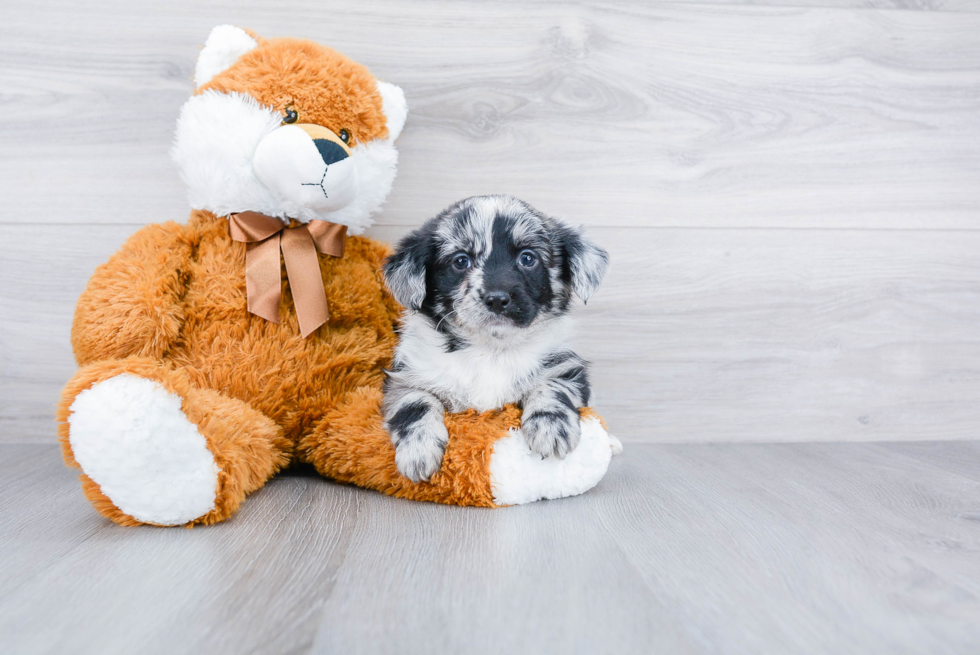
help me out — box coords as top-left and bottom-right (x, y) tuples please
(451, 254), (471, 272)
(282, 107), (298, 124)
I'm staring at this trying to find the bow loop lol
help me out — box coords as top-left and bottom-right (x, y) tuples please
(306, 220), (347, 258)
(228, 211), (285, 243)
(228, 211), (348, 338)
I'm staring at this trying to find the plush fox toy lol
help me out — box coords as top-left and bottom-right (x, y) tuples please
(56, 27), (614, 527)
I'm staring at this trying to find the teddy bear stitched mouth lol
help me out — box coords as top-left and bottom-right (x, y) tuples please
(301, 166), (330, 199)
(300, 138), (349, 199)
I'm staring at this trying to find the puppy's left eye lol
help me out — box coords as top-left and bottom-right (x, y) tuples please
(518, 250), (538, 268)
(339, 129), (351, 144)
(452, 253), (471, 271)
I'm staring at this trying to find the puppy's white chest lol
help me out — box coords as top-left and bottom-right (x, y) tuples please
(395, 313), (573, 413)
(421, 347), (536, 412)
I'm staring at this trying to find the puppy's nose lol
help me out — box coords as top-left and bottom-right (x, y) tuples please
(484, 291), (511, 314)
(313, 139), (349, 166)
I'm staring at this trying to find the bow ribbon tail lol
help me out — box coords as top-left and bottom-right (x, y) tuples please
(281, 225), (330, 337)
(245, 236), (284, 324)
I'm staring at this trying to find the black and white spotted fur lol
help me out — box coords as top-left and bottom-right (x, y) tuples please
(381, 195), (609, 482)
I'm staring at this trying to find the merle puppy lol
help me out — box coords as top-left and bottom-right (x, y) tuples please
(381, 195), (610, 482)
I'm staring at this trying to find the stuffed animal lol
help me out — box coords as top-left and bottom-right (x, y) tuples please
(56, 26), (616, 527)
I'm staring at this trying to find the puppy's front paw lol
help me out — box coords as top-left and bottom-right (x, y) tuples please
(390, 416), (449, 483)
(522, 411), (582, 460)
(395, 435), (447, 483)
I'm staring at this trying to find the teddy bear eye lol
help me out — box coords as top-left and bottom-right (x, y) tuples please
(282, 107), (298, 124)
(339, 129), (350, 144)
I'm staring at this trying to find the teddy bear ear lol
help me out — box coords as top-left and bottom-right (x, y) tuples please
(376, 81), (407, 141)
(194, 25), (259, 88)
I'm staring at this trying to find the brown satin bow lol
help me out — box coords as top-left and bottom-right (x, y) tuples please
(228, 211), (347, 338)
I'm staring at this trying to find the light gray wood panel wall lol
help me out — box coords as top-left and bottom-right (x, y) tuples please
(1, 1), (978, 444)
(581, 227), (980, 441)
(665, 0), (980, 10)
(4, 224), (979, 443)
(2, 1), (979, 228)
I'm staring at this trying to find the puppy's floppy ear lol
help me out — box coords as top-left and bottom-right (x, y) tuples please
(383, 227), (432, 310)
(557, 223), (609, 302)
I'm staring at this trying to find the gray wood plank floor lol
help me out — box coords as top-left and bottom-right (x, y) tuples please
(2, 442), (978, 654)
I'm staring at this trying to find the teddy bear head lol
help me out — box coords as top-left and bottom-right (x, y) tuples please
(171, 26), (407, 234)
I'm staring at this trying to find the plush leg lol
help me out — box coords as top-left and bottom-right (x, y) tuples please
(297, 386), (614, 507)
(297, 386), (509, 507)
(57, 358), (290, 527)
(488, 410), (614, 506)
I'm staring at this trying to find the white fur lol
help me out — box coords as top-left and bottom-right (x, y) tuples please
(194, 25), (258, 88)
(311, 138), (398, 234)
(377, 81), (407, 141)
(392, 312), (574, 413)
(172, 91), (283, 218)
(252, 125), (359, 213)
(490, 416), (612, 505)
(434, 195), (526, 260)
(171, 91), (398, 234)
(67, 374), (219, 526)
(393, 412), (449, 483)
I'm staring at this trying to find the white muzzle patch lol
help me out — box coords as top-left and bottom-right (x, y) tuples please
(252, 125), (359, 214)
(172, 90), (399, 232)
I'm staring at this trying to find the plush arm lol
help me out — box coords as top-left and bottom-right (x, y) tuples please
(71, 221), (194, 366)
(521, 350), (593, 459)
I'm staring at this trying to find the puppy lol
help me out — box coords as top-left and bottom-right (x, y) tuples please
(381, 195), (610, 482)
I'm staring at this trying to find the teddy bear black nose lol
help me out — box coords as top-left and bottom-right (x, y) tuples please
(484, 291), (511, 314)
(313, 139), (349, 166)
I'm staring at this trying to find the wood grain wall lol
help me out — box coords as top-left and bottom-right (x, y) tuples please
(2, 0), (978, 443)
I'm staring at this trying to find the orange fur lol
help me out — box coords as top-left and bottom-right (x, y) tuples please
(199, 37), (389, 145)
(71, 222), (193, 365)
(298, 387), (520, 508)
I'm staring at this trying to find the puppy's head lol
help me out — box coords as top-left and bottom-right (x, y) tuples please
(384, 195), (609, 341)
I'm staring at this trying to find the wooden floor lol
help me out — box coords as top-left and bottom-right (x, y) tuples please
(2, 442), (978, 654)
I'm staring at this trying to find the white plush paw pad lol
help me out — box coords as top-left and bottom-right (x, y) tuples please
(68, 374), (219, 525)
(489, 417), (612, 506)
